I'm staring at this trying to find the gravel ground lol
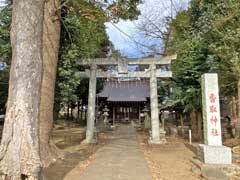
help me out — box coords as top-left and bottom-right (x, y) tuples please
(137, 131), (204, 180)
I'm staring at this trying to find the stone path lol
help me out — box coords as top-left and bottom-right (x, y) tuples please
(64, 124), (152, 180)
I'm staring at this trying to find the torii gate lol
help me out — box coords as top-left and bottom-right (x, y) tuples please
(79, 55), (176, 144)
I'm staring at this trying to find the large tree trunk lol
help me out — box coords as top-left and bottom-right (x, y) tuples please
(39, 0), (62, 167)
(0, 0), (45, 179)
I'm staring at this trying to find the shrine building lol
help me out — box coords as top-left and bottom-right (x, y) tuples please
(97, 80), (150, 124)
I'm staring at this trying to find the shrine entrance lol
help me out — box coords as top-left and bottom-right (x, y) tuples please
(113, 105), (139, 123)
(78, 55), (176, 144)
(97, 80), (150, 125)
(109, 103), (141, 124)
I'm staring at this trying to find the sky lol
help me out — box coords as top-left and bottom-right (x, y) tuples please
(105, 0), (189, 58)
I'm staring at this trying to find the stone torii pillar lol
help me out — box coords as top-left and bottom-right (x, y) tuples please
(149, 64), (161, 144)
(83, 64), (97, 143)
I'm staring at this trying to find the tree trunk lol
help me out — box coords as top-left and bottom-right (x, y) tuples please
(0, 0), (45, 179)
(70, 104), (73, 120)
(84, 107), (87, 124)
(197, 111), (203, 141)
(80, 104), (83, 123)
(231, 96), (237, 120)
(237, 79), (240, 124)
(190, 111), (198, 141)
(67, 104), (70, 120)
(39, 0), (62, 167)
(235, 80), (240, 138)
(180, 114), (184, 137)
(175, 112), (178, 126)
(77, 101), (81, 123)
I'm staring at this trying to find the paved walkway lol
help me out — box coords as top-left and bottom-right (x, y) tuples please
(65, 124), (152, 180)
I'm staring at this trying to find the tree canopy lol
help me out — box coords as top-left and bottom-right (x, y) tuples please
(0, 2), (11, 64)
(56, 0), (141, 108)
(0, 3), (11, 114)
(165, 0), (240, 113)
(0, 0), (142, 114)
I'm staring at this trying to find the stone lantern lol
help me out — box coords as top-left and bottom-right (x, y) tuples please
(142, 105), (151, 130)
(159, 110), (167, 144)
(102, 105), (110, 127)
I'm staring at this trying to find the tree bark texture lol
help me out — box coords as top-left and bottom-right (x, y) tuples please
(67, 104), (70, 120)
(180, 114), (184, 137)
(77, 101), (80, 122)
(235, 80), (240, 138)
(231, 96), (237, 120)
(70, 105), (73, 120)
(190, 111), (198, 141)
(197, 111), (203, 141)
(80, 106), (83, 122)
(39, 0), (62, 167)
(0, 0), (45, 179)
(237, 79), (240, 123)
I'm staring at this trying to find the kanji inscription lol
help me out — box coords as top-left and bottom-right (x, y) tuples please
(201, 74), (222, 146)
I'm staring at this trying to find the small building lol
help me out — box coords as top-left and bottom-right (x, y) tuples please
(97, 80), (150, 124)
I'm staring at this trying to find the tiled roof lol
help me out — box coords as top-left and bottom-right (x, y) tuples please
(98, 80), (150, 102)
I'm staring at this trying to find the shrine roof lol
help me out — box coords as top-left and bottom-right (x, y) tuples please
(97, 80), (150, 102)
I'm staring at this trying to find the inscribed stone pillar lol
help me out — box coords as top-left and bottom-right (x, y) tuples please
(149, 64), (160, 143)
(84, 64), (97, 143)
(198, 73), (232, 164)
(201, 73), (222, 146)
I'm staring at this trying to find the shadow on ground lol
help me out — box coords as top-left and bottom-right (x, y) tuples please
(43, 124), (108, 180)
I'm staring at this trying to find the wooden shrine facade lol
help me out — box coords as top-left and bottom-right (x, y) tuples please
(97, 80), (150, 124)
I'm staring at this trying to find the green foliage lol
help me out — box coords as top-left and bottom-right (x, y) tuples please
(56, 0), (141, 109)
(201, 0), (240, 96)
(0, 0), (142, 112)
(107, 0), (141, 21)
(165, 0), (240, 113)
(0, 2), (11, 113)
(58, 49), (81, 104)
(56, 0), (110, 108)
(0, 3), (11, 63)
(166, 11), (211, 112)
(0, 67), (9, 113)
(62, 0), (110, 58)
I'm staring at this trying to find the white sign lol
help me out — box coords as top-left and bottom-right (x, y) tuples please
(201, 73), (222, 146)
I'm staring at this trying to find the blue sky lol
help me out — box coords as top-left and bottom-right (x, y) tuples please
(105, 0), (189, 58)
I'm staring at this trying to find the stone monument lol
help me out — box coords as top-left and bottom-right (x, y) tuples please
(198, 73), (232, 164)
(159, 112), (167, 144)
